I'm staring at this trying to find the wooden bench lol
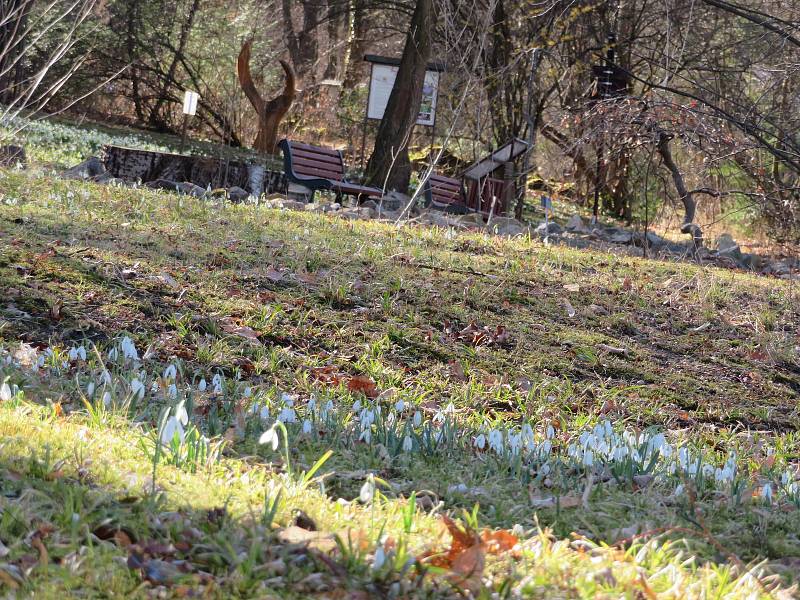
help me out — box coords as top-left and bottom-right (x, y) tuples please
(422, 173), (471, 214)
(279, 139), (383, 202)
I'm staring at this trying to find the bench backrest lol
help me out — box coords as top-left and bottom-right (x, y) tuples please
(425, 173), (465, 206)
(283, 141), (345, 183)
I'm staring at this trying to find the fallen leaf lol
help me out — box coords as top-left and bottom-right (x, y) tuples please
(347, 376), (379, 399)
(277, 526), (336, 553)
(265, 266), (284, 282)
(563, 283), (581, 292)
(30, 537), (48, 568)
(220, 318), (261, 344)
(529, 493), (581, 509)
(480, 529), (518, 555)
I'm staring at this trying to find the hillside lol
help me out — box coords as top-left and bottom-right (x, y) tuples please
(0, 152), (799, 597)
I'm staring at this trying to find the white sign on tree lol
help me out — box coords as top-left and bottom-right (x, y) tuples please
(182, 90), (199, 116)
(367, 64), (440, 127)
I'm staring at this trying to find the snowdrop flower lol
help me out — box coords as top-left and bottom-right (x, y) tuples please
(394, 399), (405, 413)
(546, 424), (555, 439)
(302, 419), (313, 435)
(252, 403), (270, 421)
(372, 545), (386, 570)
(359, 428), (372, 444)
(108, 347), (118, 361)
(163, 364), (177, 381)
(174, 401), (189, 426)
(474, 433), (486, 450)
(583, 449), (594, 468)
(280, 392), (294, 406)
(322, 399), (334, 418)
(167, 383), (178, 399)
(86, 381), (95, 398)
(77, 346), (86, 361)
(102, 391), (112, 408)
(213, 382), (223, 394)
(507, 433), (522, 456)
(120, 337), (138, 361)
(762, 483), (773, 502)
(444, 403), (455, 414)
(37, 355), (46, 368)
(161, 416), (185, 445)
(278, 407), (297, 423)
(130, 378), (145, 400)
(68, 347), (78, 362)
(307, 396), (317, 413)
(488, 429), (504, 453)
(413, 411), (422, 427)
(359, 475), (376, 503)
(244, 387), (252, 398)
(150, 381), (159, 393)
(212, 374), (222, 387)
(352, 400), (362, 414)
(674, 484), (685, 497)
(402, 435), (413, 452)
(0, 382), (12, 401)
(102, 370), (112, 386)
(259, 423), (281, 450)
(540, 439), (552, 455)
(198, 378), (207, 392)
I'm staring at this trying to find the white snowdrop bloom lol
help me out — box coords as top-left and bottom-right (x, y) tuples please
(259, 423), (281, 450)
(359, 408), (375, 426)
(488, 429), (504, 454)
(102, 370), (112, 386)
(68, 347), (78, 362)
(762, 483), (773, 502)
(546, 424), (555, 439)
(394, 399), (405, 413)
(62, 360), (69, 369)
(674, 484), (684, 496)
(540, 439), (552, 455)
(386, 412), (396, 426)
(592, 422), (604, 440)
(508, 433), (522, 456)
(413, 411), (422, 427)
(302, 419), (313, 435)
(583, 449), (594, 468)
(174, 401), (189, 426)
(167, 383), (178, 399)
(102, 391), (112, 408)
(307, 396), (317, 413)
(402, 435), (413, 452)
(86, 382), (95, 398)
(108, 347), (119, 361)
(278, 407), (297, 424)
(323, 399), (334, 417)
(359, 476), (376, 503)
(163, 364), (177, 381)
(0, 382), (12, 401)
(433, 410), (444, 424)
(160, 416), (185, 445)
(352, 400), (362, 414)
(280, 392), (294, 406)
(198, 378), (207, 392)
(130, 378), (145, 400)
(372, 545), (386, 570)
(521, 424), (534, 444)
(121, 337), (139, 360)
(474, 433), (486, 450)
(212, 374), (222, 387)
(77, 346), (86, 361)
(540, 462), (551, 476)
(603, 420), (613, 438)
(213, 383), (223, 394)
(781, 471), (791, 486)
(445, 402), (455, 414)
(701, 463), (714, 477)
(37, 355), (46, 368)
(150, 381), (159, 393)
(579, 431), (590, 448)
(244, 387), (252, 398)
(259, 405), (270, 421)
(359, 428), (372, 444)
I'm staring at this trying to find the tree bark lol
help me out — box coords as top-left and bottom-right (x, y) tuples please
(237, 40), (296, 155)
(365, 0), (433, 193)
(656, 131), (703, 247)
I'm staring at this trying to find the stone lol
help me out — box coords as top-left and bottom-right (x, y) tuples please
(418, 210), (462, 228)
(0, 145), (26, 168)
(264, 198), (307, 211)
(361, 199), (379, 211)
(62, 156), (105, 180)
(456, 213), (486, 227)
(144, 179), (206, 198)
(491, 216), (529, 236)
(227, 186), (250, 203)
(609, 231), (633, 244)
(534, 221), (563, 236)
(381, 190), (409, 211)
(565, 214), (587, 232)
(715, 233), (743, 262)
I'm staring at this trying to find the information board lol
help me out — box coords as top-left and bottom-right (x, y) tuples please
(367, 64), (440, 127)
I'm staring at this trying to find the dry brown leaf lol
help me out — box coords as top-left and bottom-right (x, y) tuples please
(563, 283), (581, 292)
(220, 318), (261, 344)
(277, 526), (337, 553)
(347, 375), (379, 399)
(30, 537), (48, 568)
(265, 266), (284, 282)
(480, 529), (519, 555)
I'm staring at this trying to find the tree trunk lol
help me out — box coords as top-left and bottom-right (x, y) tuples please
(656, 131), (703, 247)
(237, 40), (296, 155)
(365, 0), (433, 193)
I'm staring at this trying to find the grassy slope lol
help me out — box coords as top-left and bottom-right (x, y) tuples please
(0, 163), (799, 597)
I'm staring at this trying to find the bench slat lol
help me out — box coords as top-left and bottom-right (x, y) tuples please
(287, 141), (342, 157)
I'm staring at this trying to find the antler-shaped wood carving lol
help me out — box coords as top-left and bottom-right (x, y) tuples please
(237, 40), (296, 154)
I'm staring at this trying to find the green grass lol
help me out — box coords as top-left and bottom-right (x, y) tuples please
(0, 132), (799, 597)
